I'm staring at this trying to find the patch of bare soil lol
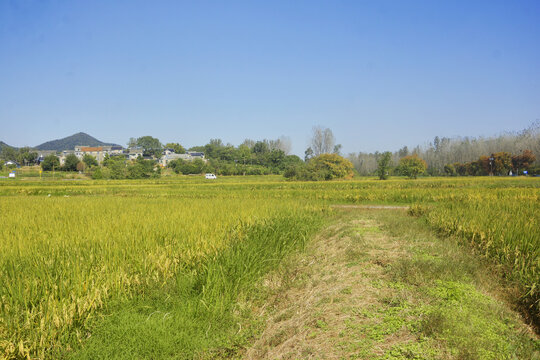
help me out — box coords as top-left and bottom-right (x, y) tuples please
(331, 205), (409, 210)
(243, 211), (408, 359)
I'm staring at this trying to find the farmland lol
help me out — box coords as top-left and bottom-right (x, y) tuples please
(0, 176), (538, 358)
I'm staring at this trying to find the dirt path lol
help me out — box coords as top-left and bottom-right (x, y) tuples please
(331, 205), (409, 210)
(243, 209), (539, 359)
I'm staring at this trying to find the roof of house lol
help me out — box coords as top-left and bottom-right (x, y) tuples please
(81, 147), (103, 152)
(188, 152), (204, 157)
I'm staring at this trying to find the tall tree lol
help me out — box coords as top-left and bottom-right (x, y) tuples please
(136, 136), (162, 157)
(304, 147), (314, 162)
(165, 143), (186, 154)
(310, 126), (335, 156)
(63, 154), (80, 171)
(83, 154), (98, 167)
(41, 154), (60, 171)
(377, 152), (392, 180)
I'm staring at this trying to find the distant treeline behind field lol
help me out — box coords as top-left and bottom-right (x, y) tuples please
(349, 121), (540, 175)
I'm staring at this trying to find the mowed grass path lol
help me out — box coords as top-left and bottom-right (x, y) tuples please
(0, 176), (538, 358)
(246, 208), (539, 359)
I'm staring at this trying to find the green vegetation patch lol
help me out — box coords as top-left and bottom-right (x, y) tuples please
(66, 212), (325, 359)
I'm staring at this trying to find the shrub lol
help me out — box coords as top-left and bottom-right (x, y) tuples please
(398, 155), (427, 179)
(443, 164), (456, 176)
(287, 154), (353, 181)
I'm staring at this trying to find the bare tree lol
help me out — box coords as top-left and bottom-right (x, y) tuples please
(240, 139), (255, 149)
(277, 135), (292, 155)
(311, 126), (335, 156)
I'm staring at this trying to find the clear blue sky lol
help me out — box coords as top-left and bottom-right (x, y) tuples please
(1, 0), (539, 155)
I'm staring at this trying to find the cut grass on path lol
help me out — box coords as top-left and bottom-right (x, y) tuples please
(245, 208), (539, 360)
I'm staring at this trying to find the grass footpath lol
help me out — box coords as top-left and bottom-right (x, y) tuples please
(245, 208), (539, 359)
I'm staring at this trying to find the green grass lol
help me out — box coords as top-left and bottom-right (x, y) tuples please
(370, 210), (539, 360)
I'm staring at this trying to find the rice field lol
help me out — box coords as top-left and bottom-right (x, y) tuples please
(0, 176), (538, 358)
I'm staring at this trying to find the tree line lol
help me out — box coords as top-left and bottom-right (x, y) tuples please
(350, 121), (540, 176)
(3, 122), (539, 179)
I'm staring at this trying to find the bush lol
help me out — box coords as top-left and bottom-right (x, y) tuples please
(109, 161), (127, 179)
(287, 154), (353, 181)
(444, 164), (456, 176)
(398, 155), (427, 179)
(528, 165), (540, 176)
(128, 158), (158, 179)
(283, 165), (302, 179)
(170, 159), (207, 175)
(91, 167), (104, 180)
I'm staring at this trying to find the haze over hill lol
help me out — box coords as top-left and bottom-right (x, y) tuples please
(34, 132), (121, 151)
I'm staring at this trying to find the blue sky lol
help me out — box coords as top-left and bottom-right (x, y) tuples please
(1, 0), (539, 155)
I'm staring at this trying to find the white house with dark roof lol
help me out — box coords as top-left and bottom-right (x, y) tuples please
(159, 150), (205, 167)
(125, 147), (144, 161)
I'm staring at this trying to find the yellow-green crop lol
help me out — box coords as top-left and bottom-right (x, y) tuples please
(0, 176), (538, 358)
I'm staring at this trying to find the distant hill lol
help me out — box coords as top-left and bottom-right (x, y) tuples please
(35, 132), (121, 151)
(0, 141), (16, 153)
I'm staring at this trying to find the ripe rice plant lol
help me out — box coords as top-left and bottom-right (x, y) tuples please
(0, 194), (324, 359)
(0, 176), (538, 358)
(419, 198), (539, 318)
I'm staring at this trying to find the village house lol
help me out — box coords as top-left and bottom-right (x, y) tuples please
(3, 160), (20, 168)
(125, 147), (144, 161)
(102, 145), (124, 155)
(159, 150), (205, 167)
(59, 150), (76, 165)
(71, 145), (130, 164)
(76, 146), (106, 163)
(36, 150), (57, 164)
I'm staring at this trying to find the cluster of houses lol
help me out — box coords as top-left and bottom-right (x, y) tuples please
(32, 146), (205, 167)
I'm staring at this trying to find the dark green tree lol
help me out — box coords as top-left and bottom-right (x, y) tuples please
(165, 143), (186, 154)
(203, 139), (224, 159)
(110, 161), (127, 179)
(443, 164), (456, 176)
(253, 141), (269, 155)
(377, 152), (392, 180)
(1, 147), (17, 162)
(83, 154), (98, 167)
(136, 136), (162, 157)
(304, 147), (314, 162)
(16, 147), (38, 166)
(41, 154), (60, 171)
(63, 154), (80, 171)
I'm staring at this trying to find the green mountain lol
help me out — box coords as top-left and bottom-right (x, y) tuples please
(0, 141), (16, 153)
(35, 132), (121, 151)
